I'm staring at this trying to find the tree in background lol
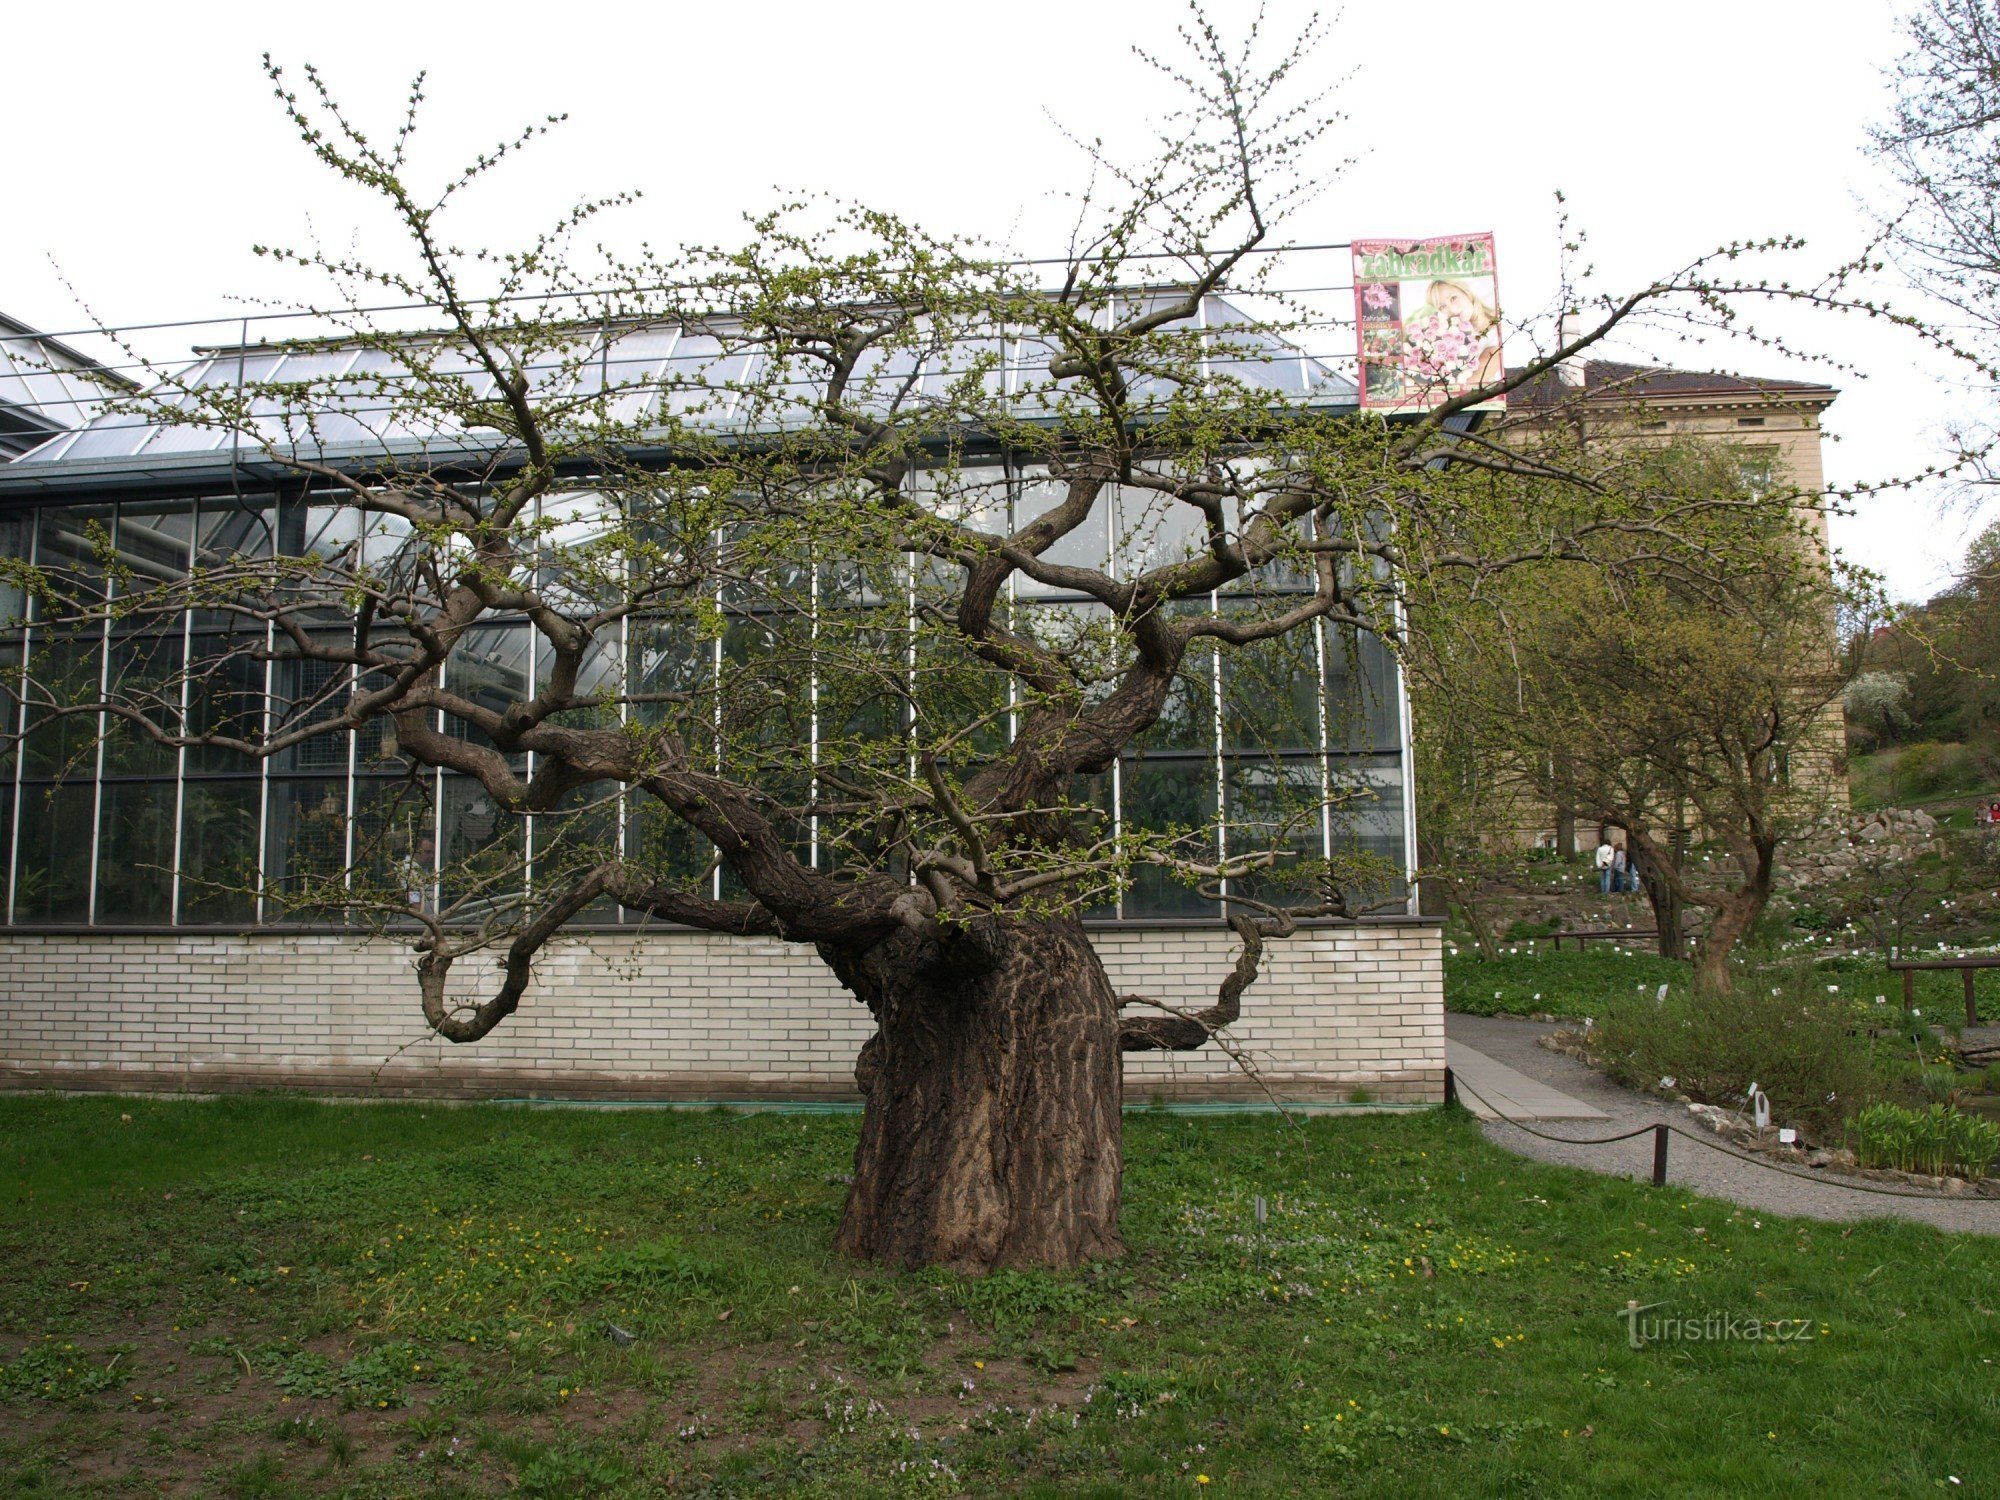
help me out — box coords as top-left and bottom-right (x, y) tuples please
(1858, 519), (2000, 757)
(1876, 0), (2000, 369)
(1409, 438), (1857, 994)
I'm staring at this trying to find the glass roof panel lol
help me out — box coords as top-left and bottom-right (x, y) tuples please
(10, 294), (1350, 469)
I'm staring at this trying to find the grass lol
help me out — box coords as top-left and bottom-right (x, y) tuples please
(1446, 944), (2000, 1025)
(0, 1097), (1995, 1496)
(1445, 945), (1693, 1019)
(1851, 743), (1997, 811)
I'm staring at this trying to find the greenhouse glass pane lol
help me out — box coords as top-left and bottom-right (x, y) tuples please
(101, 631), (183, 777)
(14, 782), (94, 923)
(1120, 755), (1216, 919)
(265, 777), (352, 919)
(179, 778), (261, 925)
(96, 780), (175, 923)
(439, 773), (524, 916)
(1012, 468), (1106, 596)
(1323, 624), (1401, 754)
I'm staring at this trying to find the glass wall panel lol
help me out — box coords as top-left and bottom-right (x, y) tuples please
(35, 504), (116, 598)
(20, 628), (103, 778)
(1119, 756), (1215, 918)
(1113, 481), (1205, 579)
(96, 780), (175, 923)
(537, 491), (626, 613)
(185, 627), (271, 772)
(536, 629), (624, 731)
(193, 496), (278, 630)
(354, 621), (419, 766)
(1221, 623), (1321, 753)
(101, 632), (183, 776)
(715, 610), (813, 887)
(910, 467), (1009, 593)
(1328, 753), (1409, 908)
(624, 794), (715, 906)
(439, 774), (524, 915)
(112, 498), (195, 612)
(1224, 754), (1325, 908)
(265, 777), (351, 918)
(353, 775), (437, 915)
(269, 637), (352, 773)
(444, 621), (530, 769)
(273, 495), (352, 564)
(1012, 469), (1107, 597)
(529, 783), (618, 919)
(15, 782), (93, 923)
(0, 511), (30, 624)
(1015, 601), (1121, 709)
(0, 634), (15, 916)
(1324, 625), (1401, 754)
(179, 778), (261, 924)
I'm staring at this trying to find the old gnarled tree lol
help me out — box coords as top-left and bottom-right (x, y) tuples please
(2, 15), (1863, 1269)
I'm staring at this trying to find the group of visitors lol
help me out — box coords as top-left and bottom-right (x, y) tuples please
(1594, 836), (1641, 894)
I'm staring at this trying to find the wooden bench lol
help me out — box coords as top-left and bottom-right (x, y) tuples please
(1547, 928), (1662, 951)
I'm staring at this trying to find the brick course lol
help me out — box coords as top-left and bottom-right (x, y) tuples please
(0, 923), (1442, 1104)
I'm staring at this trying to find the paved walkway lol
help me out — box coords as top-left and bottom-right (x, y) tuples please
(1444, 1038), (1605, 1121)
(1446, 1013), (2000, 1235)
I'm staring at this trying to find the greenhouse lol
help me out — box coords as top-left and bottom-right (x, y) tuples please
(0, 299), (1441, 1106)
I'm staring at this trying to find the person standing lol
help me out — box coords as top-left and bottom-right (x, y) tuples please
(1595, 836), (1616, 894)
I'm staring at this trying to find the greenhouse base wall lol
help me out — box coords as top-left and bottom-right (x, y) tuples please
(0, 923), (1443, 1105)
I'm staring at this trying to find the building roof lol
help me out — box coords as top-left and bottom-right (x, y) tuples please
(0, 311), (136, 458)
(1503, 358), (1838, 410)
(0, 294), (1356, 503)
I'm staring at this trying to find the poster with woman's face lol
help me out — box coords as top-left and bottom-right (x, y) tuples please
(1351, 234), (1503, 411)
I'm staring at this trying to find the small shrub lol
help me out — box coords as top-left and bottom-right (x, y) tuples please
(1591, 969), (1878, 1138)
(1849, 1101), (2000, 1179)
(1893, 741), (1984, 800)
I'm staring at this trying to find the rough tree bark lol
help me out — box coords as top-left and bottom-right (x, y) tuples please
(1692, 885), (1769, 997)
(825, 916), (1127, 1271)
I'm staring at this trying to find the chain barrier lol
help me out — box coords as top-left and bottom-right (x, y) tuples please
(1446, 1068), (2000, 1206)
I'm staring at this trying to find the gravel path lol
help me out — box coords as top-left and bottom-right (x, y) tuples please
(1446, 1012), (2000, 1236)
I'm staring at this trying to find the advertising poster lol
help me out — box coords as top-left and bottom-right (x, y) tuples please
(1351, 234), (1504, 411)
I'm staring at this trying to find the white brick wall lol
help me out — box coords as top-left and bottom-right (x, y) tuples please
(0, 922), (1443, 1104)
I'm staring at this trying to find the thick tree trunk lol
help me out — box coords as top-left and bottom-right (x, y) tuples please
(1692, 886), (1767, 997)
(826, 915), (1125, 1272)
(1638, 830), (1687, 959)
(1642, 870), (1685, 960)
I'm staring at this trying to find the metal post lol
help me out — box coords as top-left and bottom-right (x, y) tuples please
(1651, 1124), (1670, 1188)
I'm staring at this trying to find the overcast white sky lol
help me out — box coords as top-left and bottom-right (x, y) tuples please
(2, 0), (1982, 601)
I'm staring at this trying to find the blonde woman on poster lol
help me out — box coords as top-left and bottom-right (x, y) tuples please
(1400, 278), (1502, 392)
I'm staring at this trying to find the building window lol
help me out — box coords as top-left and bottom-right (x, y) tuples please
(0, 474), (1413, 927)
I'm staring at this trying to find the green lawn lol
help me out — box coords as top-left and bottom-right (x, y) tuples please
(0, 1097), (1994, 1496)
(1446, 945), (2000, 1024)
